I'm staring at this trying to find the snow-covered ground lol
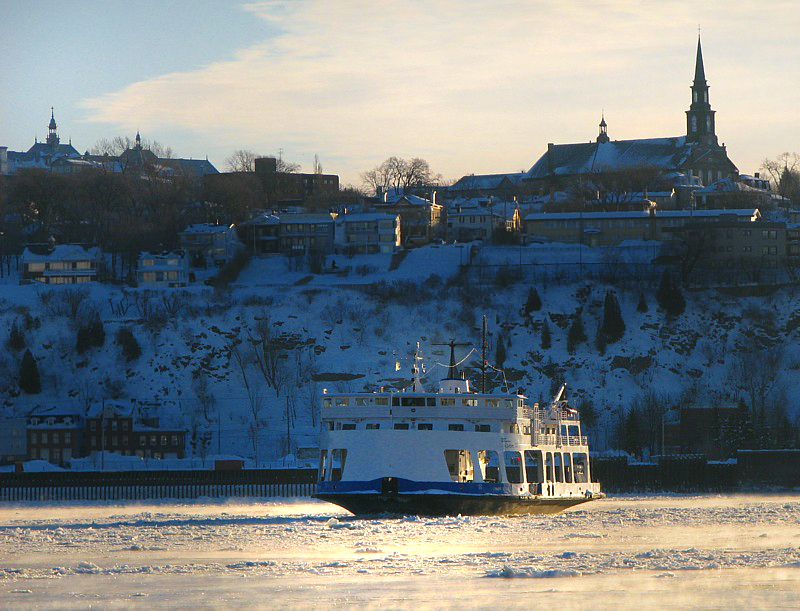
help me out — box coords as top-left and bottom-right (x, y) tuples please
(2, 241), (800, 467)
(1, 494), (800, 608)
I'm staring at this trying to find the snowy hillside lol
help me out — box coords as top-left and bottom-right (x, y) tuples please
(2, 242), (799, 467)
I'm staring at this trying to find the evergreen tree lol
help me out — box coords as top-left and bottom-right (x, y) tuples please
(76, 326), (92, 354)
(116, 327), (141, 362)
(89, 318), (105, 348)
(19, 349), (41, 394)
(541, 321), (552, 350)
(524, 287), (542, 316)
(567, 314), (587, 354)
(619, 406), (642, 458)
(636, 291), (648, 313)
(598, 290), (625, 344)
(656, 270), (686, 318)
(669, 283), (686, 317)
(495, 333), (506, 368)
(656, 269), (672, 310)
(7, 320), (25, 351)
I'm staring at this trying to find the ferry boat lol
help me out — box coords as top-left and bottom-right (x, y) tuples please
(314, 341), (603, 516)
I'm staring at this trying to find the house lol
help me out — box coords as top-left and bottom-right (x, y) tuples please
(0, 418), (27, 465)
(136, 250), (191, 288)
(20, 243), (104, 284)
(666, 218), (788, 270)
(447, 204), (507, 242)
(277, 213), (336, 256)
(523, 208), (761, 247)
(238, 213), (281, 255)
(26, 413), (83, 466)
(85, 403), (185, 460)
(179, 223), (243, 268)
(693, 175), (774, 210)
(373, 193), (443, 245)
(335, 212), (401, 254)
(448, 173), (526, 200)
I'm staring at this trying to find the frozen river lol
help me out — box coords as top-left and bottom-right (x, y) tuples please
(2, 494), (800, 609)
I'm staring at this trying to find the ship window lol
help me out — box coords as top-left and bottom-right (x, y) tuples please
(545, 453), (554, 482)
(426, 398), (436, 406)
(554, 453), (564, 483)
(440, 398), (456, 406)
(503, 400), (514, 408)
(417, 423), (433, 430)
(326, 421), (334, 431)
(510, 423), (520, 434)
(573, 453), (589, 483)
(375, 397), (389, 406)
(341, 423), (356, 430)
(355, 398), (369, 407)
(330, 449), (347, 481)
(563, 453), (573, 483)
(478, 450), (500, 483)
(401, 397), (426, 407)
(504, 451), (523, 483)
(393, 423), (410, 430)
(366, 423), (380, 430)
(444, 449), (475, 482)
(462, 399), (478, 407)
(448, 424), (464, 431)
(322, 398), (332, 408)
(335, 398), (350, 407)
(524, 450), (543, 483)
(486, 399), (499, 408)
(392, 397), (400, 407)
(475, 424), (490, 432)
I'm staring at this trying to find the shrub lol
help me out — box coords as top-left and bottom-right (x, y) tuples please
(598, 290), (625, 344)
(541, 321), (551, 350)
(7, 320), (25, 351)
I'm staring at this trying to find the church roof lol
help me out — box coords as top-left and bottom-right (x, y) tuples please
(526, 136), (706, 180)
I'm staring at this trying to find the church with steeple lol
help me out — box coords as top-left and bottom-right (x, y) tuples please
(524, 36), (739, 193)
(4, 108), (81, 173)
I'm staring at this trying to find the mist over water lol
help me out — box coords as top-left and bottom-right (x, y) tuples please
(1, 495), (799, 609)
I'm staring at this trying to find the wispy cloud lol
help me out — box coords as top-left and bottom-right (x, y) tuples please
(80, 0), (798, 183)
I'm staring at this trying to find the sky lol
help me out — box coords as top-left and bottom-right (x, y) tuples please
(2, 0), (799, 187)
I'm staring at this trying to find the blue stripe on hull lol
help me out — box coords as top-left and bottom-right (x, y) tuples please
(314, 478), (599, 516)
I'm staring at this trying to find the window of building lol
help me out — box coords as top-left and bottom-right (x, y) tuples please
(53, 432), (59, 444)
(448, 424), (464, 431)
(161, 435), (167, 446)
(341, 423), (356, 430)
(417, 423), (433, 430)
(475, 424), (491, 432)
(171, 435), (178, 445)
(393, 423), (410, 430)
(365, 423), (380, 430)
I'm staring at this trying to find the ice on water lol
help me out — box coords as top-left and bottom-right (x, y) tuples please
(1, 495), (800, 608)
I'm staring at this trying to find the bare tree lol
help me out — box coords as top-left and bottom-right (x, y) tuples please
(761, 152), (800, 202)
(91, 135), (172, 158)
(225, 149), (260, 173)
(361, 156), (441, 195)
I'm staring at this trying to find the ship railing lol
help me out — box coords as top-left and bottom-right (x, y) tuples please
(532, 434), (588, 447)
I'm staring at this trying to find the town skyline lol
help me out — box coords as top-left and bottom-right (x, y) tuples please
(2, 1), (798, 187)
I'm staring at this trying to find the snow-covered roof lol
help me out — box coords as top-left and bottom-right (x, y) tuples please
(181, 223), (234, 234)
(449, 172), (525, 191)
(526, 136), (737, 179)
(21, 244), (102, 263)
(523, 208), (759, 222)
